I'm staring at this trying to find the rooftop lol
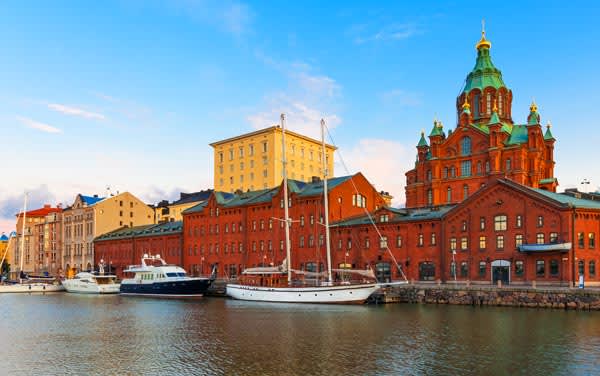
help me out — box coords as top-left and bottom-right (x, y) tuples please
(209, 125), (336, 150)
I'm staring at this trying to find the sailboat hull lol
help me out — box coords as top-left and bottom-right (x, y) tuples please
(226, 283), (380, 304)
(0, 283), (65, 293)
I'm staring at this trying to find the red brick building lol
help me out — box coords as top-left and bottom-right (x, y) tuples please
(182, 173), (388, 278)
(405, 30), (557, 208)
(333, 179), (600, 286)
(93, 221), (183, 278)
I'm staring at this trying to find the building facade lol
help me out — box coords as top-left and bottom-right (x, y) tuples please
(94, 221), (183, 278)
(14, 205), (63, 275)
(154, 190), (212, 223)
(182, 173), (387, 278)
(63, 192), (154, 273)
(405, 30), (557, 208)
(210, 126), (336, 193)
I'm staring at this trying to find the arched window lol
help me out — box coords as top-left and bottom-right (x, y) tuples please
(485, 160), (490, 173)
(447, 187), (452, 203)
(486, 93), (492, 114)
(427, 189), (433, 206)
(498, 92), (503, 115)
(476, 161), (482, 175)
(506, 158), (512, 171)
(461, 137), (471, 156)
(443, 167), (448, 179)
(473, 92), (480, 115)
(426, 170), (432, 181)
(463, 184), (469, 199)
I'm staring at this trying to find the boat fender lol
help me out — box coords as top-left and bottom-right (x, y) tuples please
(43, 285), (46, 290)
(29, 285), (31, 290)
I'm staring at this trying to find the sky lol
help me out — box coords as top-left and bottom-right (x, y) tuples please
(1, 0), (600, 234)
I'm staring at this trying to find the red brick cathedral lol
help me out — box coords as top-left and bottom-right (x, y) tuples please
(405, 29), (557, 208)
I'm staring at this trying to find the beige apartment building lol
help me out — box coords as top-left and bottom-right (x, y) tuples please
(210, 126), (336, 193)
(14, 205), (63, 276)
(62, 192), (154, 273)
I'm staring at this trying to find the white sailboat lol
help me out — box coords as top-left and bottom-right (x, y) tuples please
(227, 116), (391, 304)
(0, 193), (64, 293)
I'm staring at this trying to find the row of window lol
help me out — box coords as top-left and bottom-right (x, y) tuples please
(218, 143), (329, 163)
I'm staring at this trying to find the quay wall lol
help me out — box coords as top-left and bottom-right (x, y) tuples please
(374, 284), (600, 310)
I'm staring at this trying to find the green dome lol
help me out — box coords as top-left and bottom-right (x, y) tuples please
(463, 39), (506, 94)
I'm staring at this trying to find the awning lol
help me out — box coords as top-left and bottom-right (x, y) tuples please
(518, 242), (571, 253)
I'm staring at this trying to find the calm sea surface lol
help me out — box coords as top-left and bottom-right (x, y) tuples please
(0, 293), (599, 376)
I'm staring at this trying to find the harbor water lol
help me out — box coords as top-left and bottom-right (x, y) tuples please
(0, 294), (599, 375)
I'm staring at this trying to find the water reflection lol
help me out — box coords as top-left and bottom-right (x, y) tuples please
(0, 294), (598, 375)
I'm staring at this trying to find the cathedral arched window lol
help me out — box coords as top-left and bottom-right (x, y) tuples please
(498, 92), (503, 115)
(461, 137), (471, 156)
(476, 161), (482, 175)
(427, 170), (432, 181)
(506, 158), (512, 171)
(485, 160), (490, 173)
(447, 187), (452, 203)
(486, 93), (492, 114)
(443, 167), (448, 179)
(463, 184), (469, 199)
(473, 92), (480, 115)
(427, 189), (433, 206)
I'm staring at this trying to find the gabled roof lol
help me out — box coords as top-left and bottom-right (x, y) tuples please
(94, 225), (154, 242)
(0, 234), (8, 241)
(505, 124), (528, 145)
(172, 190), (213, 206)
(95, 221), (183, 242)
(17, 206), (62, 218)
(296, 176), (353, 197)
(332, 205), (453, 227)
(182, 200), (209, 215)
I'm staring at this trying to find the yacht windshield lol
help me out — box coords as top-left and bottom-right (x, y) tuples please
(166, 272), (186, 277)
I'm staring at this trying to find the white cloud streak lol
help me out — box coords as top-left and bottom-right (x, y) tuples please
(16, 116), (62, 134)
(48, 103), (105, 120)
(353, 23), (420, 44)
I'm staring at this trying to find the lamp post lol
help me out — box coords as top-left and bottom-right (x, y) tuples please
(344, 251), (349, 282)
(201, 256), (205, 275)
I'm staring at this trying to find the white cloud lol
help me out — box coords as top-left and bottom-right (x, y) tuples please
(352, 23), (420, 44)
(294, 72), (340, 98)
(48, 103), (105, 120)
(16, 116), (62, 134)
(338, 139), (412, 207)
(222, 2), (253, 36)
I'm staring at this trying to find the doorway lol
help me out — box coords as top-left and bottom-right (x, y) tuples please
(491, 260), (510, 285)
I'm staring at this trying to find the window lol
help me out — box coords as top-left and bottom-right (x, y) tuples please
(461, 137), (472, 156)
(396, 236), (402, 248)
(480, 217), (486, 230)
(431, 233), (437, 246)
(310, 215), (314, 225)
(537, 216), (544, 227)
(262, 142), (268, 153)
(229, 149), (234, 160)
(249, 144), (254, 156)
(505, 158), (511, 171)
(486, 92), (491, 114)
(461, 160), (471, 177)
(494, 215), (507, 231)
(536, 260), (545, 277)
(450, 237), (457, 251)
(379, 236), (388, 249)
(485, 160), (490, 173)
(364, 238), (370, 249)
(347, 239), (352, 249)
(443, 167), (448, 179)
(578, 260), (585, 276)
(308, 235), (314, 247)
(496, 235), (505, 250)
(218, 152), (223, 163)
(550, 260), (559, 276)
(536, 233), (545, 244)
(461, 237), (468, 251)
(352, 194), (367, 208)
(498, 92), (503, 114)
(460, 261), (468, 277)
(426, 170), (432, 181)
(515, 261), (524, 276)
(590, 261), (596, 277)
(590, 233), (596, 248)
(479, 261), (486, 277)
(473, 92), (480, 115)
(299, 236), (305, 248)
(418, 234), (424, 247)
(578, 232), (585, 248)
(239, 146), (244, 158)
(427, 189), (433, 206)
(516, 215), (522, 228)
(476, 161), (482, 175)
(515, 234), (523, 248)
(446, 187), (452, 203)
(479, 236), (486, 250)
(380, 214), (389, 223)
(550, 232), (558, 243)
(461, 221), (467, 232)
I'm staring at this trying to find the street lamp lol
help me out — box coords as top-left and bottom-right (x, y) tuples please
(201, 257), (205, 275)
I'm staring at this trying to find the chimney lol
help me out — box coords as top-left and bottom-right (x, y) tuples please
(311, 176), (321, 183)
(44, 204), (51, 209)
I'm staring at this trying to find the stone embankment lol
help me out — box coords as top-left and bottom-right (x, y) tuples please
(370, 284), (600, 310)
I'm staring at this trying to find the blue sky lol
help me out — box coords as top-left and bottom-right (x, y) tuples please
(1, 1), (599, 233)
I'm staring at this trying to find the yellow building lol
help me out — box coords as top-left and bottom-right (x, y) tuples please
(210, 125), (336, 193)
(63, 192), (154, 273)
(154, 190), (212, 223)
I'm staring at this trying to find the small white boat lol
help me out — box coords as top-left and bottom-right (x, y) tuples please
(62, 272), (120, 294)
(0, 281), (64, 293)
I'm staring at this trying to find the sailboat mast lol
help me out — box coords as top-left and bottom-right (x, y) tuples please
(281, 114), (292, 284)
(321, 119), (333, 283)
(20, 193), (28, 274)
